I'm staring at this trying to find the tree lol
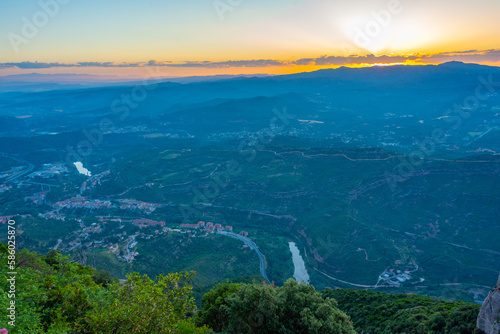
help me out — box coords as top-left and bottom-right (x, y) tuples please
(0, 246), (101, 333)
(91, 269), (119, 288)
(83, 271), (198, 333)
(195, 281), (242, 331)
(197, 279), (355, 334)
(322, 288), (482, 334)
(0, 244), (211, 333)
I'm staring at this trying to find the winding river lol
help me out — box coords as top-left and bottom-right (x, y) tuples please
(289, 242), (310, 284)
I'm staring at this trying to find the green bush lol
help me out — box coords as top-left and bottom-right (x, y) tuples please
(322, 289), (482, 334)
(0, 244), (211, 334)
(196, 279), (355, 334)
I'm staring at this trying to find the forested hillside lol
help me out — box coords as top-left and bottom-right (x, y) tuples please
(0, 244), (485, 333)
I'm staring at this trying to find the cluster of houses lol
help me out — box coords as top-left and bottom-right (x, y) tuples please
(24, 191), (48, 206)
(122, 250), (139, 262)
(180, 221), (233, 233)
(81, 170), (111, 193)
(82, 223), (103, 234)
(69, 239), (118, 251)
(54, 196), (112, 210)
(0, 166), (26, 179)
(98, 217), (122, 223)
(133, 219), (165, 228)
(119, 199), (164, 214)
(0, 215), (15, 224)
(0, 214), (32, 224)
(68, 240), (81, 248)
(39, 212), (65, 221)
(27, 163), (68, 179)
(0, 216), (14, 224)
(379, 268), (412, 286)
(80, 240), (111, 249)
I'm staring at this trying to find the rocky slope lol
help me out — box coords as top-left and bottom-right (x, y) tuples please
(477, 274), (500, 333)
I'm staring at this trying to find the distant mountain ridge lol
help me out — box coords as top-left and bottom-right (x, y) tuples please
(0, 72), (270, 93)
(2, 61), (499, 154)
(0, 61), (498, 305)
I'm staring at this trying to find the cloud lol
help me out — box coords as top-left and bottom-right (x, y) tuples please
(0, 61), (147, 69)
(1, 49), (499, 70)
(1, 62), (72, 69)
(292, 58), (315, 66)
(0, 59), (287, 69)
(166, 59), (286, 68)
(299, 54), (420, 66)
(77, 62), (123, 67)
(0, 56), (421, 69)
(147, 60), (172, 66)
(418, 49), (500, 64)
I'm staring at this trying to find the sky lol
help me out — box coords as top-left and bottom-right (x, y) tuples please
(0, 0), (499, 78)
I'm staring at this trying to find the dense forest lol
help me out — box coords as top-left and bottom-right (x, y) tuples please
(0, 244), (485, 333)
(322, 289), (482, 334)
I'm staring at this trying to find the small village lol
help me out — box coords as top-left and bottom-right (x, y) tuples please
(27, 163), (68, 179)
(180, 221), (233, 233)
(13, 213), (253, 264)
(114, 221), (248, 263)
(54, 197), (113, 210)
(118, 199), (165, 214)
(377, 265), (419, 287)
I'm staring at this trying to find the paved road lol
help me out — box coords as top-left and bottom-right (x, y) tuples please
(24, 181), (60, 188)
(314, 268), (395, 288)
(217, 231), (270, 283)
(125, 234), (138, 263)
(0, 152), (35, 182)
(53, 239), (62, 251)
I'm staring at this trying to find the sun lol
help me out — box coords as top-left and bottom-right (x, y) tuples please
(339, 16), (432, 54)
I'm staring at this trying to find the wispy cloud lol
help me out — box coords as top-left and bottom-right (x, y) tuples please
(1, 61), (149, 69)
(418, 49), (500, 64)
(0, 59), (287, 69)
(1, 62), (69, 69)
(2, 49), (499, 70)
(166, 59), (285, 68)
(294, 54), (420, 66)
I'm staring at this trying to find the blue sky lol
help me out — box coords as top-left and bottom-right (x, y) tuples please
(1, 0), (499, 77)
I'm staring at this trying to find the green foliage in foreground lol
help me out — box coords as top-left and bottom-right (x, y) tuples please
(0, 245), (211, 334)
(195, 279), (356, 334)
(0, 244), (485, 334)
(323, 289), (482, 334)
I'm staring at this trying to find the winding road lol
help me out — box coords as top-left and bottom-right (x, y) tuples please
(0, 152), (35, 182)
(125, 234), (138, 263)
(217, 231), (270, 283)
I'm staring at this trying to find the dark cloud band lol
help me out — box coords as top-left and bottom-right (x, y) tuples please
(1, 49), (499, 69)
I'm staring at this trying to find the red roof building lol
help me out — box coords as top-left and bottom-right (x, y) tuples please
(133, 219), (165, 228)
